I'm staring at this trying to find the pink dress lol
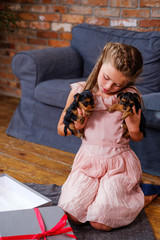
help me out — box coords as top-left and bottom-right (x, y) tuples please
(58, 82), (144, 228)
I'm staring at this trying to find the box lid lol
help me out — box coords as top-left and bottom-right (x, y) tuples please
(0, 206), (75, 240)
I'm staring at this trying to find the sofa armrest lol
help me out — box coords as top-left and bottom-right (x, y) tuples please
(11, 47), (83, 86)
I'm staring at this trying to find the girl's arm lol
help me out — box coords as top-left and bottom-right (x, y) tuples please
(125, 106), (144, 142)
(57, 89), (87, 136)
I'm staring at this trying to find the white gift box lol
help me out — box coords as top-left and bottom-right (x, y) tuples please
(0, 173), (52, 212)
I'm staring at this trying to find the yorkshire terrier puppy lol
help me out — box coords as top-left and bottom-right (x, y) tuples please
(63, 90), (95, 138)
(108, 92), (146, 138)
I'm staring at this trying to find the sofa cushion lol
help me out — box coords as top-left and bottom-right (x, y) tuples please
(71, 23), (160, 93)
(34, 78), (87, 108)
(136, 86), (155, 95)
(142, 93), (160, 129)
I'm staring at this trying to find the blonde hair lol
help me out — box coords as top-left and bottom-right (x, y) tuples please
(84, 42), (143, 91)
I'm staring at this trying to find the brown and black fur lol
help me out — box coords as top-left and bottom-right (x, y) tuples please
(109, 92), (146, 138)
(63, 90), (95, 138)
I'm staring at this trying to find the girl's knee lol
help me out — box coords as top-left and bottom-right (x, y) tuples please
(65, 211), (82, 225)
(90, 221), (112, 231)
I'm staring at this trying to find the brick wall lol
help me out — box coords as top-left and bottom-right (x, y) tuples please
(0, 0), (160, 97)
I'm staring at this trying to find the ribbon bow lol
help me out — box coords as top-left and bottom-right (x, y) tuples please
(0, 208), (76, 240)
(32, 208), (76, 239)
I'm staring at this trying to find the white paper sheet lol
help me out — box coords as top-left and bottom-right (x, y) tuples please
(0, 174), (51, 211)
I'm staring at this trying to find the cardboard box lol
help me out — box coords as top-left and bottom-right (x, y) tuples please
(0, 173), (52, 212)
(0, 206), (76, 239)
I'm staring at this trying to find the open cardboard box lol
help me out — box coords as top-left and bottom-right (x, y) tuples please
(0, 173), (52, 212)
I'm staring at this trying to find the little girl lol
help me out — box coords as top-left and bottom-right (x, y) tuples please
(57, 42), (158, 231)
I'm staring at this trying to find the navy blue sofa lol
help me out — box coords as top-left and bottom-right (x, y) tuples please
(7, 24), (160, 176)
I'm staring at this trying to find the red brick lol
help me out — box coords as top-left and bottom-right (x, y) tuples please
(48, 40), (70, 47)
(66, 0), (81, 4)
(3, 50), (16, 58)
(59, 32), (72, 40)
(37, 31), (58, 39)
(42, 0), (52, 3)
(16, 44), (36, 51)
(140, 0), (160, 7)
(0, 79), (5, 85)
(16, 21), (29, 29)
(6, 3), (23, 11)
(19, 13), (39, 21)
(94, 7), (120, 17)
(51, 23), (72, 32)
(69, 6), (92, 14)
(5, 0), (35, 3)
(0, 65), (9, 72)
(8, 81), (19, 88)
(0, 72), (15, 80)
(29, 22), (50, 30)
(85, 17), (109, 26)
(14, 88), (22, 97)
(139, 19), (160, 27)
(110, 0), (138, 8)
(0, 85), (21, 97)
(7, 35), (26, 44)
(0, 57), (12, 65)
(26, 5), (46, 13)
(0, 43), (15, 49)
(17, 29), (36, 37)
(83, 0), (108, 6)
(0, 86), (8, 94)
(52, 6), (67, 13)
(111, 19), (137, 27)
(28, 38), (48, 45)
(122, 9), (150, 18)
(39, 14), (60, 22)
(62, 14), (84, 24)
(152, 8), (160, 17)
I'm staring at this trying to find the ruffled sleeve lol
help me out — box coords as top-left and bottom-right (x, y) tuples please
(70, 81), (86, 95)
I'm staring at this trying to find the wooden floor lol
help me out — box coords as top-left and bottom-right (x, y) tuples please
(0, 94), (160, 239)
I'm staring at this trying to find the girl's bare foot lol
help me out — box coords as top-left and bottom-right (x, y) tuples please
(144, 194), (158, 207)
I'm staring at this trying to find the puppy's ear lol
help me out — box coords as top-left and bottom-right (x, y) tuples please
(133, 93), (141, 102)
(133, 93), (139, 98)
(133, 93), (138, 97)
(74, 93), (80, 102)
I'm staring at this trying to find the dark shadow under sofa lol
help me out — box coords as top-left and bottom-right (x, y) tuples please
(7, 23), (160, 177)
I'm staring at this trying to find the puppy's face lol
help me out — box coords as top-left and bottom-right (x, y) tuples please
(78, 90), (95, 113)
(117, 92), (140, 109)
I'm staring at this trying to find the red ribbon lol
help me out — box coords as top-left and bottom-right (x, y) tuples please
(0, 208), (77, 240)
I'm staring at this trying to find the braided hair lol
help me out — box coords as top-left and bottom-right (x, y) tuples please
(84, 42), (143, 91)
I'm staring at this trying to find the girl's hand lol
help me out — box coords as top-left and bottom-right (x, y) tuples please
(125, 106), (143, 142)
(125, 106), (141, 132)
(74, 108), (88, 130)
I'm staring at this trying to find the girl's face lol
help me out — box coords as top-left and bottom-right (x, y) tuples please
(97, 62), (128, 96)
